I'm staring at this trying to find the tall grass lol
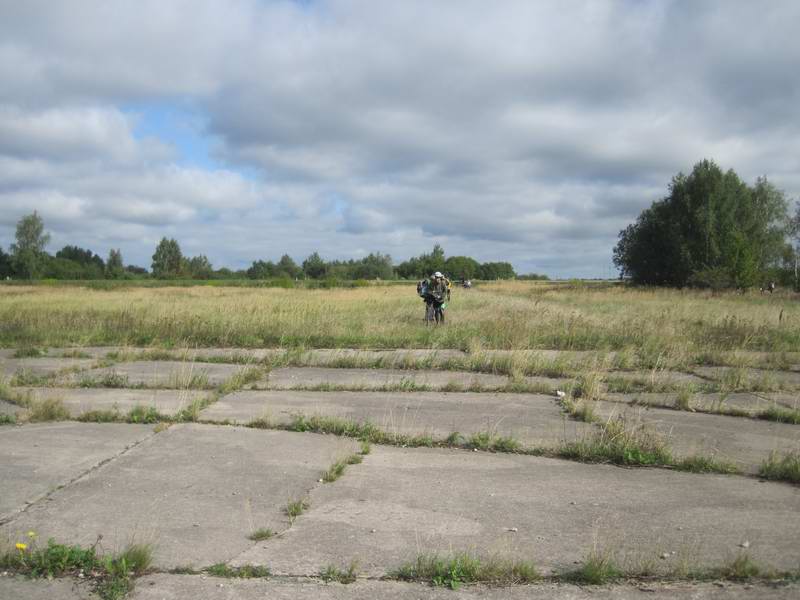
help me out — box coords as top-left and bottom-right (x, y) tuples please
(0, 283), (798, 352)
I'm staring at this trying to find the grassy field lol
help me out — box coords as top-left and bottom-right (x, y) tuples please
(0, 281), (797, 359)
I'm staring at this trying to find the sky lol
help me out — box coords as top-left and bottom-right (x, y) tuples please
(1, 0), (798, 278)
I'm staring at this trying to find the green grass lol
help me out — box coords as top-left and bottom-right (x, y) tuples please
(320, 562), (358, 584)
(27, 397), (70, 422)
(674, 455), (741, 474)
(759, 405), (800, 425)
(206, 563), (270, 578)
(759, 450), (800, 483)
(712, 552), (762, 581)
(557, 417), (673, 467)
(562, 549), (622, 584)
(78, 372), (130, 388)
(285, 498), (309, 520)
(393, 552), (540, 589)
(247, 528), (274, 541)
(0, 413), (16, 424)
(0, 537), (152, 600)
(12, 346), (46, 358)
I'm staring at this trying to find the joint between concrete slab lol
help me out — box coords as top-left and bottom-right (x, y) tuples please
(0, 428), (161, 527)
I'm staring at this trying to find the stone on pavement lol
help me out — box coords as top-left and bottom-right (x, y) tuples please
(83, 360), (244, 388)
(200, 390), (590, 446)
(589, 401), (800, 473)
(0, 422), (153, 523)
(128, 575), (800, 600)
(17, 387), (208, 418)
(1, 424), (358, 568)
(265, 367), (567, 392)
(232, 446), (800, 576)
(0, 575), (98, 600)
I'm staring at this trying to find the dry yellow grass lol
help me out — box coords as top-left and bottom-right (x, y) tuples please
(0, 282), (798, 359)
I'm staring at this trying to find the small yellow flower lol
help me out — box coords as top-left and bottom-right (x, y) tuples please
(15, 542), (27, 551)
(27, 531), (36, 538)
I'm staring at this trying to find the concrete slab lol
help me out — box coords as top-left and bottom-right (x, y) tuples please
(233, 446), (800, 575)
(82, 361), (244, 388)
(201, 390), (590, 447)
(604, 392), (798, 415)
(0, 576), (98, 600)
(0, 422), (153, 523)
(1, 424), (358, 569)
(763, 392), (800, 410)
(129, 575), (800, 600)
(264, 367), (566, 392)
(0, 358), (96, 380)
(590, 402), (800, 473)
(17, 387), (209, 418)
(694, 366), (800, 388)
(0, 398), (24, 419)
(604, 370), (708, 387)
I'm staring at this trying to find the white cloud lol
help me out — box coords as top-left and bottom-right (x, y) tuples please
(0, 0), (798, 277)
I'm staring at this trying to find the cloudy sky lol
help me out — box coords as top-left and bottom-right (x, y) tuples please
(1, 0), (798, 277)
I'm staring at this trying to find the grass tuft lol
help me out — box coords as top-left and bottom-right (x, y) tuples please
(558, 416), (672, 467)
(394, 552), (540, 589)
(27, 397), (70, 422)
(759, 450), (800, 483)
(713, 552), (761, 581)
(285, 498), (309, 520)
(562, 548), (622, 585)
(320, 561), (358, 584)
(206, 563), (270, 578)
(247, 528), (274, 541)
(759, 405), (800, 425)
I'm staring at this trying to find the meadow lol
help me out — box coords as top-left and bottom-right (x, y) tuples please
(0, 281), (797, 362)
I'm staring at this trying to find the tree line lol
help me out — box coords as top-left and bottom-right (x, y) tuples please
(0, 214), (539, 282)
(613, 159), (798, 289)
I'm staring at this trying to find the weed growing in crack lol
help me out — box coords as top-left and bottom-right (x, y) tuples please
(320, 561), (358, 584)
(759, 405), (800, 425)
(247, 528), (274, 541)
(285, 498), (309, 520)
(558, 416), (672, 467)
(27, 396), (70, 422)
(206, 563), (270, 578)
(394, 552), (540, 589)
(562, 548), (622, 584)
(759, 450), (800, 483)
(0, 536), (152, 600)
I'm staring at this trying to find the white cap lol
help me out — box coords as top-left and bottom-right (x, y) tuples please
(434, 271), (443, 278)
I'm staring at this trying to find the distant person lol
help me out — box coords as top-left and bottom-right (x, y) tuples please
(417, 271), (451, 323)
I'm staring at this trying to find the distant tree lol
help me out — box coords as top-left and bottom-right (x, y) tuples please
(302, 252), (327, 279)
(186, 255), (213, 279)
(518, 273), (550, 280)
(42, 257), (87, 279)
(350, 253), (394, 279)
(125, 265), (149, 277)
(0, 247), (13, 278)
(478, 262), (516, 279)
(444, 256), (480, 280)
(614, 160), (790, 288)
(10, 211), (50, 279)
(106, 249), (124, 279)
(276, 254), (301, 279)
(56, 246), (105, 271)
(151, 238), (183, 278)
(247, 260), (277, 279)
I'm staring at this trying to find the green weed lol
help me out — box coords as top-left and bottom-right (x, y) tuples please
(27, 397), (70, 422)
(285, 498), (309, 520)
(562, 548), (622, 584)
(206, 563), (270, 578)
(759, 405), (800, 425)
(759, 450), (800, 483)
(394, 552), (540, 589)
(320, 561), (358, 584)
(247, 528), (274, 541)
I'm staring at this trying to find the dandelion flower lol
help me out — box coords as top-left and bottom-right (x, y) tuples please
(15, 542), (27, 551)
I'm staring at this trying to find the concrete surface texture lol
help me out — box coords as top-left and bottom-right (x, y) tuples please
(1, 424), (358, 568)
(232, 445), (800, 576)
(694, 366), (800, 388)
(127, 575), (800, 599)
(589, 401), (800, 473)
(15, 387), (209, 418)
(83, 361), (244, 387)
(200, 390), (591, 446)
(0, 422), (153, 523)
(0, 357), (95, 378)
(264, 366), (567, 391)
(0, 575), (98, 599)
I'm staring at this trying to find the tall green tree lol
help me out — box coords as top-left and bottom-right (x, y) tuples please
(276, 254), (300, 279)
(302, 252), (327, 279)
(106, 249), (124, 279)
(151, 238), (183, 278)
(10, 211), (50, 279)
(186, 255), (213, 279)
(0, 247), (12, 278)
(614, 160), (790, 287)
